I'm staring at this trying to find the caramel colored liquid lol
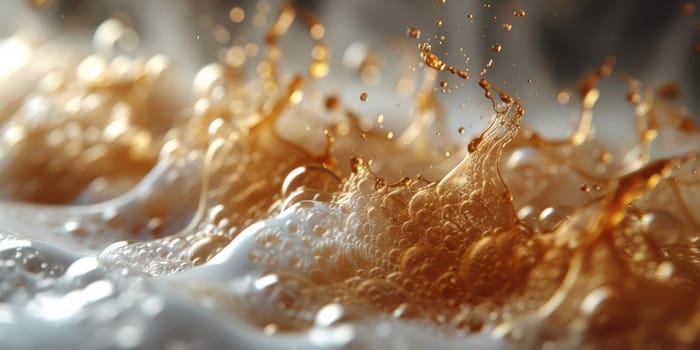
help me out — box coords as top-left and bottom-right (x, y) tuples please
(1, 2), (700, 350)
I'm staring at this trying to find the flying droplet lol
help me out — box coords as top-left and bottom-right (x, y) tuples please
(229, 6), (246, 23)
(406, 28), (421, 39)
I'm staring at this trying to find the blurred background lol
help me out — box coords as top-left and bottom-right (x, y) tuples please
(1, 0), (698, 139)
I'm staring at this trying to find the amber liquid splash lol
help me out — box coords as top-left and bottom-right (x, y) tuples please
(0, 1), (699, 349)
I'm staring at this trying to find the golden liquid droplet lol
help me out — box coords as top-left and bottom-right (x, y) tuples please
(311, 45), (328, 61)
(310, 24), (325, 40)
(419, 43), (446, 71)
(557, 90), (570, 104)
(439, 80), (448, 88)
(513, 10), (526, 17)
(502, 23), (512, 31)
(406, 27), (421, 39)
(324, 95), (339, 110)
(458, 127), (465, 135)
(360, 92), (369, 101)
(456, 69), (469, 79)
(491, 43), (502, 53)
(229, 6), (246, 23)
(625, 91), (642, 104)
(309, 61), (329, 78)
(423, 51), (446, 70)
